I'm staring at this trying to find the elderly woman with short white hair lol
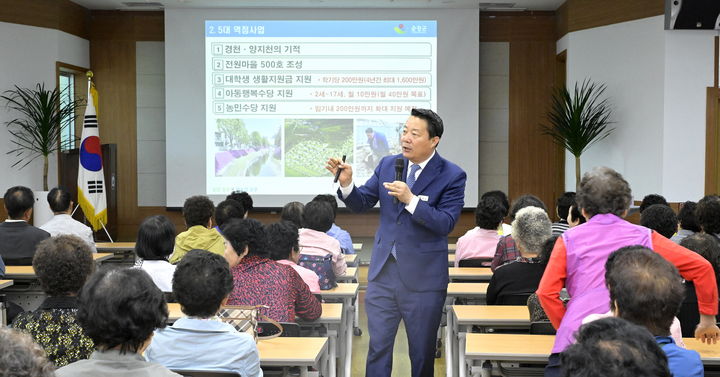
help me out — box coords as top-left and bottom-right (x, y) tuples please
(486, 206), (551, 305)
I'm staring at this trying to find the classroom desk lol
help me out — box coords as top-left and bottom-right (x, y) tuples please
(352, 243), (362, 251)
(449, 267), (492, 282)
(0, 280), (13, 290)
(95, 242), (135, 251)
(93, 253), (114, 262)
(462, 334), (720, 376)
(447, 283), (488, 300)
(448, 254), (455, 266)
(445, 305), (530, 377)
(5, 266), (35, 280)
(322, 283), (359, 377)
(337, 267), (358, 282)
(258, 337), (328, 377)
(345, 254), (357, 264)
(449, 243), (457, 252)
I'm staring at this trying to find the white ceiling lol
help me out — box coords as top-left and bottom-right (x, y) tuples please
(71, 0), (564, 11)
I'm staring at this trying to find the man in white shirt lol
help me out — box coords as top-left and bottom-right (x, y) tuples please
(40, 187), (96, 252)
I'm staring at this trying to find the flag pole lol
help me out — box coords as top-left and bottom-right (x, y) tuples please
(99, 220), (114, 243)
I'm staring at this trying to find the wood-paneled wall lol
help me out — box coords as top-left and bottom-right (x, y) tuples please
(481, 12), (565, 217)
(0, 0), (90, 39)
(557, 0), (664, 39)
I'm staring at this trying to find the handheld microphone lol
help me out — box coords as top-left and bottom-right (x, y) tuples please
(333, 155), (347, 183)
(394, 158), (404, 204)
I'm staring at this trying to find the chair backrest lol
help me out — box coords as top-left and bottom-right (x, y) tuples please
(497, 293), (533, 306)
(529, 321), (556, 335)
(258, 321), (301, 337)
(458, 257), (493, 267)
(172, 370), (241, 377)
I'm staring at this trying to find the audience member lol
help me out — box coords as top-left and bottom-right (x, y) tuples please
(214, 199), (245, 232)
(640, 204), (678, 239)
(639, 193), (669, 213)
(552, 192), (575, 236)
(298, 200), (347, 276)
(134, 215), (177, 292)
(39, 187), (96, 251)
(695, 195), (720, 240)
(12, 235), (95, 367)
(602, 246), (702, 376)
(313, 194), (354, 254)
(55, 268), (177, 377)
(561, 317), (671, 377)
(679, 233), (720, 337)
(487, 207), (551, 305)
(526, 236), (558, 322)
(146, 250), (261, 377)
(227, 191), (253, 218)
(0, 186), (50, 265)
(169, 195), (223, 263)
(0, 327), (55, 377)
(567, 202), (586, 228)
(280, 201), (304, 229)
(222, 218), (321, 322)
(267, 221), (321, 294)
(536, 167), (719, 377)
(490, 194), (547, 271)
(454, 197), (505, 267)
(671, 201), (700, 243)
(480, 190), (511, 234)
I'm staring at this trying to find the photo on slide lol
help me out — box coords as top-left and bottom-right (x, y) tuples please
(284, 119), (354, 177)
(213, 118), (282, 177)
(354, 119), (403, 178)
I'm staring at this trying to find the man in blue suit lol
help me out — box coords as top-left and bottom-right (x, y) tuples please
(327, 109), (466, 377)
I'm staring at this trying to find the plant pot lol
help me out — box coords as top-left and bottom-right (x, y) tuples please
(33, 190), (53, 227)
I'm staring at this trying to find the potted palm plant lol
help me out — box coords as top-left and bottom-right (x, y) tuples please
(2, 83), (84, 224)
(542, 79), (614, 189)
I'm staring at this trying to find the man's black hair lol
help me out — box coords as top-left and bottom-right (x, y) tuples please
(365, 127), (374, 134)
(3, 186), (34, 219)
(680, 233), (720, 276)
(639, 194), (668, 213)
(696, 195), (720, 234)
(226, 191), (253, 214)
(47, 187), (72, 213)
(410, 108), (444, 139)
(640, 204), (678, 239)
(312, 194), (338, 219)
(135, 215), (176, 261)
(173, 249), (233, 318)
(605, 246), (684, 336)
(480, 190), (509, 217)
(77, 268), (168, 354)
(561, 317), (671, 377)
(266, 221), (299, 261)
(281, 201), (304, 229)
(556, 192), (576, 220)
(474, 197), (506, 230)
(182, 195), (214, 227)
(509, 194), (547, 221)
(33, 235), (95, 296)
(221, 218), (268, 258)
(678, 201), (701, 232)
(215, 199), (245, 228)
(302, 200), (334, 233)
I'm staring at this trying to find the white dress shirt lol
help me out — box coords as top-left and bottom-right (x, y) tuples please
(39, 214), (96, 252)
(340, 151), (435, 214)
(135, 259), (176, 292)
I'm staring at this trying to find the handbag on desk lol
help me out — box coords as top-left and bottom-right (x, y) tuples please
(218, 305), (283, 342)
(298, 253), (337, 290)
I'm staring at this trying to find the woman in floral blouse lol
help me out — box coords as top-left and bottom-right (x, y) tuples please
(12, 235), (95, 367)
(222, 218), (321, 322)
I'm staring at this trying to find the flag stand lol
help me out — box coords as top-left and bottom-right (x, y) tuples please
(71, 203), (114, 242)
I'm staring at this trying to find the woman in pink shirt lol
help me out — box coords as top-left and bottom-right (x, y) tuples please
(298, 201), (347, 276)
(455, 196), (506, 267)
(267, 221), (321, 294)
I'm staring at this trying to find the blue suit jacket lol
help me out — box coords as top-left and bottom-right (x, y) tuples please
(339, 153), (466, 292)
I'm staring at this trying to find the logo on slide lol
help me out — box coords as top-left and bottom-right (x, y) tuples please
(393, 24), (406, 34)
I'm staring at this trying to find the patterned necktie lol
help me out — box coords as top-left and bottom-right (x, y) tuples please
(407, 164), (422, 190)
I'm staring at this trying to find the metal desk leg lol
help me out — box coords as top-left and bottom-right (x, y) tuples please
(301, 366), (309, 377)
(445, 305), (455, 377)
(458, 332), (467, 377)
(344, 297), (354, 377)
(327, 327), (338, 377)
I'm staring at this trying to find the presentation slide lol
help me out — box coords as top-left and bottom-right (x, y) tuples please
(204, 20), (437, 197)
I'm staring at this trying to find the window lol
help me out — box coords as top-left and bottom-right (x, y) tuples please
(59, 70), (75, 151)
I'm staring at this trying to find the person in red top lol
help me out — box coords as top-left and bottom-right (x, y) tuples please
(221, 218), (321, 323)
(537, 167), (719, 377)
